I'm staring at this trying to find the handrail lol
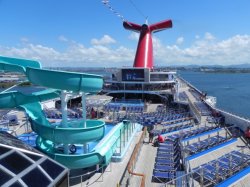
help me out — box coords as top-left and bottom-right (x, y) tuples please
(187, 97), (201, 123)
(127, 126), (147, 187)
(179, 75), (250, 121)
(212, 105), (250, 123)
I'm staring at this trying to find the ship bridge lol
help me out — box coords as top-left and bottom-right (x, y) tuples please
(103, 67), (176, 102)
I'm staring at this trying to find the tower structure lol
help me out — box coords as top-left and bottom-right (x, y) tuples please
(123, 19), (172, 69)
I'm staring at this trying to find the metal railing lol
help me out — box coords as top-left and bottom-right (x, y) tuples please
(126, 126), (147, 187)
(162, 146), (250, 187)
(178, 75), (250, 122)
(187, 97), (201, 123)
(68, 164), (110, 187)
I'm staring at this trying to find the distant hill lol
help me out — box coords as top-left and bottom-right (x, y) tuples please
(166, 63), (250, 69)
(227, 63), (250, 68)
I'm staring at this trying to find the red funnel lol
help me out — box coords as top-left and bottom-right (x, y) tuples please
(123, 19), (172, 69)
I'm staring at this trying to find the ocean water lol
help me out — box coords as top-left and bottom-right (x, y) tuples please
(179, 71), (250, 119)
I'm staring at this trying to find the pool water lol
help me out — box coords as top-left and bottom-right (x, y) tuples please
(18, 132), (38, 147)
(84, 124), (114, 152)
(18, 124), (115, 153)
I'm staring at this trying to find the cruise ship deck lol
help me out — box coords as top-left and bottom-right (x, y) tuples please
(1, 76), (250, 187)
(1, 4), (250, 186)
(120, 78), (250, 187)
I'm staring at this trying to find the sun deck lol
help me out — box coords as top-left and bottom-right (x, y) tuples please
(1, 76), (250, 187)
(122, 79), (250, 187)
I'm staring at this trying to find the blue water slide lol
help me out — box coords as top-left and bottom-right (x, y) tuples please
(36, 122), (123, 169)
(0, 91), (105, 143)
(0, 55), (41, 73)
(0, 55), (123, 169)
(26, 67), (103, 93)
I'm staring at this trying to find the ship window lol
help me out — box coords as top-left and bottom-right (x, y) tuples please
(0, 168), (12, 186)
(150, 74), (169, 81)
(40, 159), (65, 179)
(0, 146), (10, 154)
(0, 152), (32, 174)
(122, 69), (144, 82)
(22, 167), (51, 187)
(9, 181), (23, 187)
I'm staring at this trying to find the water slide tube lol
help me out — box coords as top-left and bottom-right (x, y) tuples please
(26, 67), (103, 93)
(0, 90), (114, 169)
(0, 56), (121, 169)
(0, 55), (41, 73)
(37, 122), (124, 169)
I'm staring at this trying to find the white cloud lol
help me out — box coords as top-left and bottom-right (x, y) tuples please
(58, 35), (68, 42)
(0, 35), (133, 67)
(20, 37), (29, 43)
(204, 32), (216, 41)
(1, 33), (250, 67)
(176, 37), (184, 45)
(154, 34), (250, 66)
(91, 35), (116, 46)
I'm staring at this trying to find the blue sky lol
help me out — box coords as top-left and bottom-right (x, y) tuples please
(0, 0), (250, 67)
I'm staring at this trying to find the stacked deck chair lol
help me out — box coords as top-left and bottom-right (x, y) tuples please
(192, 150), (250, 186)
(167, 126), (217, 141)
(185, 135), (229, 155)
(152, 139), (182, 183)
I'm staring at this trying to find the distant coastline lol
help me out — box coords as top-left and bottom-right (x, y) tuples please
(198, 68), (250, 74)
(173, 67), (250, 74)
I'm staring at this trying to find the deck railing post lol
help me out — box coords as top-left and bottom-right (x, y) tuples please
(127, 123), (129, 141)
(60, 90), (69, 154)
(132, 118), (134, 132)
(229, 154), (233, 176)
(81, 92), (88, 153)
(123, 127), (126, 147)
(81, 92), (86, 128)
(120, 129), (122, 154)
(200, 167), (204, 187)
(216, 161), (219, 182)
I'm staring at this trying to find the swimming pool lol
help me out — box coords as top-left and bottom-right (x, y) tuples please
(18, 123), (115, 153)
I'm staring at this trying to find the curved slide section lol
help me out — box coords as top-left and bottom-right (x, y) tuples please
(0, 63), (26, 74)
(0, 55), (117, 169)
(0, 56), (103, 94)
(26, 67), (103, 93)
(0, 91), (105, 144)
(0, 90), (59, 109)
(0, 89), (110, 169)
(36, 122), (123, 169)
(0, 56), (41, 73)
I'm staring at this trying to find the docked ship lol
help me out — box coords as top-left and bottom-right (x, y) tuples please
(1, 7), (250, 187)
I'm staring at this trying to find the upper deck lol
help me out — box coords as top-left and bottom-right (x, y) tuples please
(103, 68), (176, 96)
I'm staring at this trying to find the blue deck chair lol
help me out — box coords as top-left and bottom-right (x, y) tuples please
(154, 164), (176, 172)
(231, 151), (250, 161)
(153, 170), (175, 180)
(219, 157), (239, 170)
(156, 159), (176, 166)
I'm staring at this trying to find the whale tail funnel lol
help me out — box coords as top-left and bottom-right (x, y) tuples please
(123, 19), (172, 69)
